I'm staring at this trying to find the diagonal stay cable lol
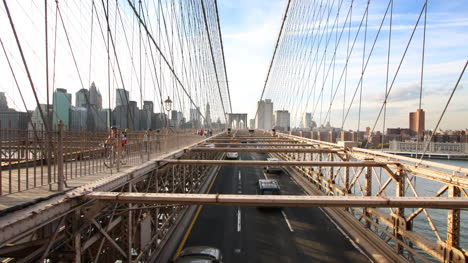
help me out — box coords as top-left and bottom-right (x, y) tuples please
(214, 0), (232, 114)
(255, 0), (292, 121)
(2, 0), (50, 133)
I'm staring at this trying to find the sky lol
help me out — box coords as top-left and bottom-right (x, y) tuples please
(217, 0), (468, 131)
(0, 0), (467, 131)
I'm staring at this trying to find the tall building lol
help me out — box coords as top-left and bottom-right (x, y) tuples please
(52, 88), (72, 129)
(97, 109), (110, 130)
(255, 99), (273, 130)
(301, 112), (312, 129)
(89, 82), (102, 109)
(116, 89), (130, 107)
(190, 108), (200, 128)
(409, 109), (425, 136)
(204, 103), (211, 127)
(190, 108), (200, 122)
(70, 107), (87, 131)
(0, 92), (9, 111)
(113, 105), (129, 129)
(129, 101), (139, 130)
(141, 101), (154, 130)
(274, 110), (290, 132)
(28, 104), (53, 131)
(75, 88), (89, 108)
(0, 111), (30, 132)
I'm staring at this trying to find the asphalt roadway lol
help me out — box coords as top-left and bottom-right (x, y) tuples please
(176, 152), (371, 263)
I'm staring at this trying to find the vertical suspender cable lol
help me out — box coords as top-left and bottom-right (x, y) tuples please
(358, 0), (369, 138)
(214, 0), (232, 114)
(107, 0), (111, 128)
(200, 0), (227, 125)
(383, 0), (393, 150)
(416, 0), (427, 158)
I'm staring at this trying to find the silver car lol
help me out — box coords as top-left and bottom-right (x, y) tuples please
(174, 246), (223, 263)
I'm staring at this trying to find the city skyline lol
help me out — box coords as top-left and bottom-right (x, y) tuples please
(0, 1), (467, 131)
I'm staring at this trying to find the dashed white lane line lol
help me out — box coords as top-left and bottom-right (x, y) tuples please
(281, 210), (294, 232)
(237, 207), (241, 232)
(263, 172), (268, 180)
(238, 170), (241, 182)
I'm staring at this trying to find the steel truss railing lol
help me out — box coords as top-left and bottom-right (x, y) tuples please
(1, 130), (466, 262)
(0, 145), (223, 262)
(271, 132), (467, 263)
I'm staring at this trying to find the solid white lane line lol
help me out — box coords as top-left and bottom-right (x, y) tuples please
(281, 210), (294, 232)
(237, 207), (241, 232)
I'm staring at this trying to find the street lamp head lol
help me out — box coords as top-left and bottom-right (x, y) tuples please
(164, 96), (172, 112)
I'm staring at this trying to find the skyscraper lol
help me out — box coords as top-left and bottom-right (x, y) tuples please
(141, 101), (154, 130)
(274, 110), (290, 131)
(75, 89), (89, 108)
(28, 104), (52, 131)
(301, 112), (312, 129)
(116, 89), (130, 107)
(52, 88), (72, 129)
(190, 108), (200, 128)
(409, 109), (425, 136)
(255, 99), (273, 130)
(89, 82), (102, 109)
(129, 101), (139, 130)
(204, 103), (211, 127)
(0, 92), (9, 111)
(190, 108), (200, 122)
(70, 107), (88, 131)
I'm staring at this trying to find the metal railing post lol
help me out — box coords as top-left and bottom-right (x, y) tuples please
(57, 120), (64, 191)
(147, 132), (150, 161)
(364, 166), (372, 228)
(47, 124), (53, 191)
(446, 185), (460, 262)
(117, 129), (121, 172)
(394, 167), (406, 254)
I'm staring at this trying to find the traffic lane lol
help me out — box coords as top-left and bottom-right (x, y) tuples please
(241, 152), (369, 262)
(179, 152), (369, 263)
(240, 152), (303, 262)
(265, 168), (370, 262)
(181, 161), (244, 262)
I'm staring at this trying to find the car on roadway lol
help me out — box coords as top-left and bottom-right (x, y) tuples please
(174, 246), (223, 263)
(264, 157), (282, 174)
(256, 179), (281, 195)
(256, 179), (282, 209)
(226, 152), (239, 159)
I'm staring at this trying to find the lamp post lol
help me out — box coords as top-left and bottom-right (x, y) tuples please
(164, 96), (172, 129)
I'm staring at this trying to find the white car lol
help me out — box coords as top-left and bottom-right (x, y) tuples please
(226, 152), (239, 159)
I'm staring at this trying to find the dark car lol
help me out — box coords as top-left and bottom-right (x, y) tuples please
(264, 158), (282, 174)
(174, 246), (223, 263)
